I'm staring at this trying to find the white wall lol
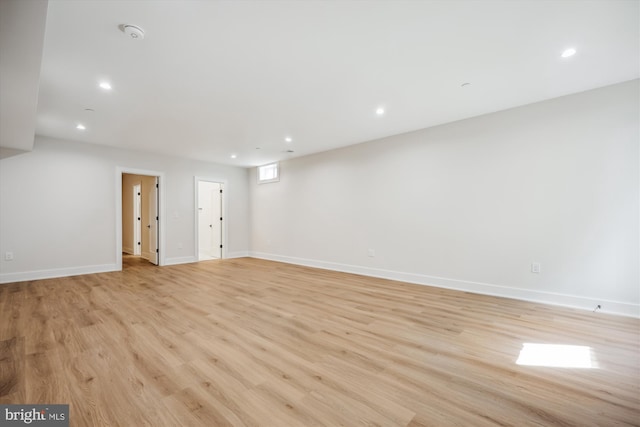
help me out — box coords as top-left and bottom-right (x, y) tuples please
(0, 136), (250, 282)
(250, 80), (639, 317)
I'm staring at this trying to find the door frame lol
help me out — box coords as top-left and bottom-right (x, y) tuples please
(194, 176), (227, 260)
(116, 167), (166, 269)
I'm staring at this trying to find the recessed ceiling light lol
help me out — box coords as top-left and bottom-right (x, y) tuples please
(561, 48), (576, 58)
(461, 82), (471, 87)
(376, 107), (385, 116)
(285, 137), (292, 143)
(84, 108), (95, 112)
(76, 124), (86, 130)
(99, 81), (112, 90)
(230, 154), (237, 159)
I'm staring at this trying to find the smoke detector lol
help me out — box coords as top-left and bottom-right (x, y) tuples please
(120, 24), (145, 40)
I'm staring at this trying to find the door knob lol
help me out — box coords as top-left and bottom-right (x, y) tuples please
(147, 225), (151, 229)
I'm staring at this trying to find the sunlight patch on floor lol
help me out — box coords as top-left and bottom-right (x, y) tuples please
(516, 343), (597, 368)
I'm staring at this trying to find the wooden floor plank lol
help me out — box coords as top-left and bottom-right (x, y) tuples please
(0, 256), (638, 426)
(0, 337), (24, 398)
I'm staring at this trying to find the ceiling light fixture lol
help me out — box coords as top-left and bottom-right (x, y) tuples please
(561, 48), (576, 58)
(99, 81), (112, 90)
(461, 82), (471, 87)
(285, 137), (292, 143)
(120, 24), (145, 40)
(376, 107), (385, 116)
(76, 124), (86, 130)
(230, 154), (237, 159)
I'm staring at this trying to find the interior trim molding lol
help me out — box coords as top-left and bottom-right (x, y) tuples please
(226, 251), (250, 259)
(164, 256), (197, 266)
(0, 264), (118, 284)
(249, 251), (639, 318)
(4, 252), (635, 318)
(164, 251), (249, 266)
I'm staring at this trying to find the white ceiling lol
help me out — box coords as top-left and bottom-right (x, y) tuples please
(26, 0), (640, 166)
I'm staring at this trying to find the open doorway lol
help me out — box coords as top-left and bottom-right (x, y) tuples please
(195, 179), (224, 260)
(121, 172), (160, 267)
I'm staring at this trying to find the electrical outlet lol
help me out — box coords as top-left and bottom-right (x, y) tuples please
(531, 262), (540, 273)
(4, 252), (14, 261)
(368, 249), (375, 257)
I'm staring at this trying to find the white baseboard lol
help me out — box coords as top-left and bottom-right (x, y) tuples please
(249, 252), (639, 318)
(226, 251), (250, 259)
(5, 253), (635, 318)
(164, 256), (197, 266)
(164, 252), (249, 265)
(0, 264), (118, 284)
(164, 252), (248, 265)
(123, 246), (134, 255)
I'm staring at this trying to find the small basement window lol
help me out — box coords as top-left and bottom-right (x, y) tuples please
(258, 162), (279, 184)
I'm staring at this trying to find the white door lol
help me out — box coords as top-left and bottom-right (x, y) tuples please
(198, 181), (222, 260)
(133, 184), (141, 256)
(211, 185), (222, 258)
(198, 182), (213, 258)
(147, 177), (159, 265)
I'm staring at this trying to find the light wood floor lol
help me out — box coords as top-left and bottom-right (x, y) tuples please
(1, 257), (638, 426)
